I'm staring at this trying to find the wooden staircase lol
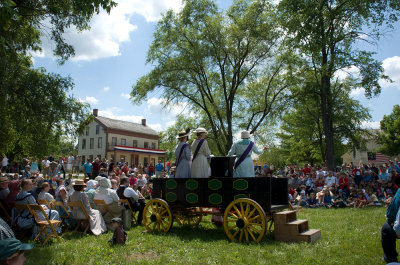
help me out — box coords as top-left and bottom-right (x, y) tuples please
(273, 210), (321, 243)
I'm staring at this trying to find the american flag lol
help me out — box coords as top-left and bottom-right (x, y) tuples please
(368, 152), (391, 163)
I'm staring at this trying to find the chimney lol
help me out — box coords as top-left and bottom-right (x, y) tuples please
(141, 119), (146, 126)
(93, 109), (98, 117)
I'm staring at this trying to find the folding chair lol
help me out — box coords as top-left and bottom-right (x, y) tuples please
(38, 199), (53, 210)
(67, 201), (90, 235)
(27, 204), (62, 245)
(12, 204), (31, 239)
(0, 201), (11, 223)
(53, 201), (71, 231)
(93, 199), (110, 216)
(119, 199), (138, 224)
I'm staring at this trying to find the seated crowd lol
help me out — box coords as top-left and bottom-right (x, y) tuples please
(0, 157), (151, 241)
(256, 160), (400, 208)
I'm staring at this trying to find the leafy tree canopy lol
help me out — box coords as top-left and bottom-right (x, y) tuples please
(132, 0), (295, 155)
(378, 105), (400, 156)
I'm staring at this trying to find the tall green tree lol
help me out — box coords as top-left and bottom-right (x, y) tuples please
(132, 0), (293, 155)
(277, 0), (399, 169)
(377, 105), (400, 156)
(0, 0), (115, 159)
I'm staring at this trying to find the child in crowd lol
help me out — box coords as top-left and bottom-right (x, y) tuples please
(306, 192), (318, 208)
(108, 217), (127, 245)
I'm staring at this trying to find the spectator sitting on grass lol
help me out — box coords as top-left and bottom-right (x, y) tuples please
(354, 190), (368, 208)
(367, 189), (381, 206)
(296, 190), (307, 207)
(108, 217), (126, 245)
(332, 189), (347, 208)
(306, 192), (318, 208)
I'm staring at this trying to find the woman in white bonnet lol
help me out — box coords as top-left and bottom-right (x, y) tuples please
(227, 130), (267, 178)
(94, 177), (123, 229)
(174, 128), (192, 178)
(191, 128), (211, 178)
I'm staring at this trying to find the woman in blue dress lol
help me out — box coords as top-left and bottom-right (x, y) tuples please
(227, 130), (267, 178)
(174, 128), (192, 178)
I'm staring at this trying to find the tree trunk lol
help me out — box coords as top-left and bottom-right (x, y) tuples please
(320, 73), (335, 170)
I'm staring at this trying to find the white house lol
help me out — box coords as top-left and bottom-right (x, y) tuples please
(77, 109), (166, 166)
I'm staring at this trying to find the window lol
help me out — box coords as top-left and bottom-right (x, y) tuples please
(144, 157), (148, 166)
(120, 155), (125, 162)
(111, 137), (117, 146)
(98, 137), (102, 148)
(132, 140), (137, 147)
(90, 138), (94, 149)
(144, 142), (149, 149)
(151, 142), (156, 149)
(82, 155), (86, 163)
(121, 138), (126, 146)
(89, 155), (93, 162)
(86, 127), (89, 136)
(111, 154), (115, 161)
(82, 139), (86, 150)
(97, 155), (102, 159)
(96, 125), (100, 135)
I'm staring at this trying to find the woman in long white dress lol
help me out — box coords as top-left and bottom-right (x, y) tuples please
(68, 179), (106, 236)
(191, 128), (211, 178)
(174, 128), (192, 178)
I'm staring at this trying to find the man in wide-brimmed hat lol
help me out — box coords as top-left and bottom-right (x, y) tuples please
(174, 128), (191, 178)
(227, 130), (267, 178)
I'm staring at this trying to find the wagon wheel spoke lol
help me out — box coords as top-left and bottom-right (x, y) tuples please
(244, 228), (249, 242)
(232, 205), (242, 218)
(239, 229), (244, 242)
(228, 211), (239, 219)
(248, 228), (257, 241)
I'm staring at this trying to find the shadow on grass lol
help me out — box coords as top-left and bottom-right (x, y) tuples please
(146, 220), (279, 246)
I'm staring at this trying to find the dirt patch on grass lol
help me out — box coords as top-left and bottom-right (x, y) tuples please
(127, 251), (159, 261)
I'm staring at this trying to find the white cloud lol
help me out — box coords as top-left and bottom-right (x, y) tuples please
(350, 87), (365, 98)
(82, 96), (99, 105)
(361, 121), (380, 130)
(334, 66), (360, 81)
(37, 0), (182, 61)
(148, 123), (162, 132)
(380, 56), (400, 90)
(103, 86), (110, 92)
(121, 93), (131, 99)
(98, 108), (144, 123)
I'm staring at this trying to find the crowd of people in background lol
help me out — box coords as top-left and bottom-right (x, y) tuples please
(255, 160), (400, 209)
(0, 153), (167, 252)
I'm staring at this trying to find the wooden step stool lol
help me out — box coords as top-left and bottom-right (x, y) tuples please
(273, 210), (321, 243)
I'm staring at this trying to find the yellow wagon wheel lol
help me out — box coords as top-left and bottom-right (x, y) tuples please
(143, 199), (173, 233)
(175, 208), (203, 226)
(223, 198), (267, 243)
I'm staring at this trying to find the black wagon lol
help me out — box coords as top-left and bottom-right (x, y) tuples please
(142, 157), (288, 243)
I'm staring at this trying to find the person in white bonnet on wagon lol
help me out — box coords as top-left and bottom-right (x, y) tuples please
(227, 130), (268, 178)
(191, 128), (211, 178)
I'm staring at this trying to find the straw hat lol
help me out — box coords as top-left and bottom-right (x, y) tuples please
(0, 176), (9, 183)
(73, 179), (86, 186)
(194, 127), (208, 134)
(241, 130), (250, 139)
(176, 128), (190, 139)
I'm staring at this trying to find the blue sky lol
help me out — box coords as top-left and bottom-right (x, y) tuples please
(33, 0), (400, 133)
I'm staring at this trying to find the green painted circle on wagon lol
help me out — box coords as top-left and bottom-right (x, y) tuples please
(208, 179), (222, 190)
(186, 179), (198, 190)
(166, 179), (177, 190)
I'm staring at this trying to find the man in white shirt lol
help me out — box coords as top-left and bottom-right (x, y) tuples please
(117, 178), (145, 225)
(67, 153), (74, 173)
(325, 171), (337, 188)
(1, 155), (8, 173)
(41, 157), (50, 179)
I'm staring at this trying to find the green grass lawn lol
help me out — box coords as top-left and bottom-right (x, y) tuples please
(24, 207), (389, 265)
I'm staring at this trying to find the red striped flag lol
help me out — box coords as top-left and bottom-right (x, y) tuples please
(368, 152), (391, 163)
